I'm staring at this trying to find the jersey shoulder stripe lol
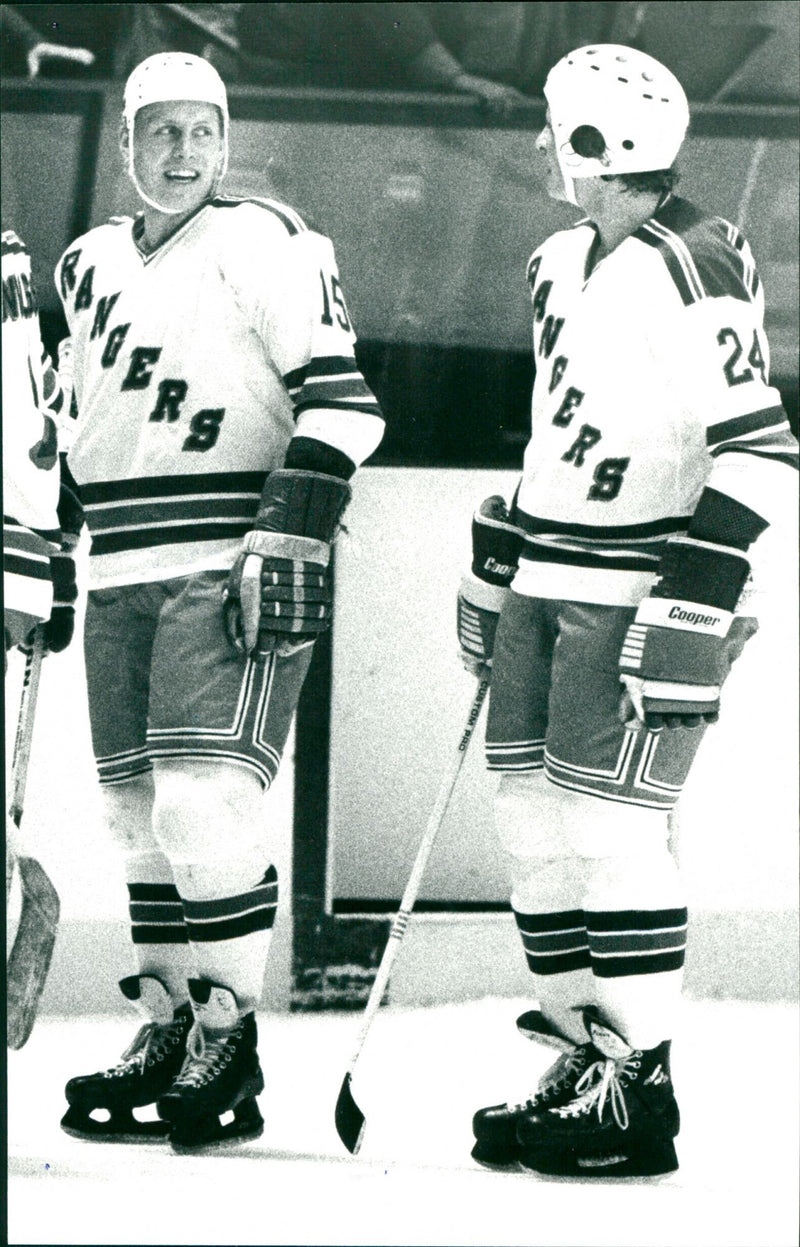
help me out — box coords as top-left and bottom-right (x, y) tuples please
(634, 197), (760, 307)
(210, 195), (308, 237)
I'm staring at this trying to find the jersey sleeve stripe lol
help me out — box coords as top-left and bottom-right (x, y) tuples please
(283, 355), (364, 392)
(710, 441), (798, 470)
(706, 405), (789, 447)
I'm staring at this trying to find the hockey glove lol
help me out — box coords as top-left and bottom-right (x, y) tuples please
(43, 545), (77, 654)
(619, 537), (751, 730)
(457, 495), (524, 675)
(223, 469), (351, 658)
(42, 469), (83, 655)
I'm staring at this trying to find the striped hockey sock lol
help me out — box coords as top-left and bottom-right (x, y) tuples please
(179, 865), (279, 1013)
(585, 905), (688, 1049)
(127, 880), (192, 1002)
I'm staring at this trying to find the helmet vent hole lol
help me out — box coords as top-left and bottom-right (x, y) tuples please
(643, 93), (653, 100)
(618, 77), (629, 83)
(622, 140), (635, 150)
(590, 64), (600, 71)
(570, 125), (607, 160)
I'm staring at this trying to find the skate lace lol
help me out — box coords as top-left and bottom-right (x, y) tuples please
(171, 1018), (242, 1089)
(107, 1015), (186, 1077)
(551, 1053), (642, 1130)
(508, 1046), (589, 1113)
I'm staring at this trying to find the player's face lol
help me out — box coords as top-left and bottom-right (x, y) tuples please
(535, 112), (569, 202)
(129, 101), (225, 214)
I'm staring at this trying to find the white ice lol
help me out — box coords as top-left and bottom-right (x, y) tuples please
(7, 996), (799, 1247)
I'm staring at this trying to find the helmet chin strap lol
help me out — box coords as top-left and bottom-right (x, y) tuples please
(126, 138), (225, 216)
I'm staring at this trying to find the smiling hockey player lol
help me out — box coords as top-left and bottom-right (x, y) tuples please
(458, 45), (797, 1177)
(55, 53), (383, 1153)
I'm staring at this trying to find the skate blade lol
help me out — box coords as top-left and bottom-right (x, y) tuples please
(470, 1140), (523, 1171)
(170, 1100), (264, 1154)
(60, 1105), (170, 1143)
(520, 1140), (679, 1179)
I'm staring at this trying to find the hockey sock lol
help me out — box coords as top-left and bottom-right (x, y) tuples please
(125, 850), (193, 1003)
(511, 860), (595, 1046)
(583, 852), (687, 1049)
(173, 861), (278, 1013)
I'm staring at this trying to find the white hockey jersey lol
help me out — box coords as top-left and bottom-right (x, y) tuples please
(55, 197), (384, 588)
(2, 229), (63, 620)
(513, 196), (797, 606)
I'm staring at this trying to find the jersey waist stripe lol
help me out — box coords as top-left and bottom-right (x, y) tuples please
(89, 521), (252, 557)
(706, 404), (789, 447)
(3, 551), (53, 580)
(3, 517), (62, 545)
(84, 495), (261, 532)
(77, 471), (266, 505)
(519, 539), (661, 572)
(515, 507), (692, 542)
(513, 560), (656, 606)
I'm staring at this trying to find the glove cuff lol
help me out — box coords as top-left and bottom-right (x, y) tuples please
(255, 469), (351, 542)
(633, 597), (733, 637)
(459, 571), (507, 614)
(243, 529), (330, 566)
(653, 538), (750, 611)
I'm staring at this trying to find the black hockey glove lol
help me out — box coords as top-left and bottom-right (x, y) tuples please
(43, 464), (84, 655)
(457, 495), (524, 675)
(223, 469), (351, 658)
(42, 546), (77, 653)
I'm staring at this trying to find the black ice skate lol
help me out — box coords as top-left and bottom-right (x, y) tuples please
(157, 978), (264, 1153)
(60, 975), (193, 1142)
(471, 1008), (599, 1168)
(516, 1006), (680, 1178)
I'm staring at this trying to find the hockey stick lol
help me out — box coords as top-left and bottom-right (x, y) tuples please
(335, 669), (491, 1154)
(7, 628), (61, 1050)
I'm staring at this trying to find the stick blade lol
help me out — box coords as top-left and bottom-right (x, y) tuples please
(335, 1072), (366, 1154)
(7, 857), (60, 1050)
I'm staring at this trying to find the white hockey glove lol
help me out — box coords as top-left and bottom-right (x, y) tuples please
(457, 495), (524, 676)
(223, 469), (351, 658)
(619, 537), (752, 730)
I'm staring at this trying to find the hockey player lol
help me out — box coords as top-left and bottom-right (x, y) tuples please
(457, 45), (797, 1177)
(55, 53), (384, 1152)
(3, 228), (77, 661)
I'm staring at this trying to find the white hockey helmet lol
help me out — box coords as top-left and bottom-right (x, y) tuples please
(123, 52), (229, 212)
(544, 45), (689, 203)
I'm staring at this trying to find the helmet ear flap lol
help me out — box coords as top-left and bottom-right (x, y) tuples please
(569, 125), (608, 161)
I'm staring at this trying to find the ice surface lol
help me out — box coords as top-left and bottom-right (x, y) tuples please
(7, 996), (798, 1247)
